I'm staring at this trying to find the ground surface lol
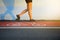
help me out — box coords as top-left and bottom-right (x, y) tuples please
(0, 29), (60, 40)
(0, 20), (60, 27)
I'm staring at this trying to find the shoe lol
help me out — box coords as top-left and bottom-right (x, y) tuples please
(16, 15), (20, 20)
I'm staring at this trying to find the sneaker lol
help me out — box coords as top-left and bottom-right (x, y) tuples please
(16, 15), (20, 20)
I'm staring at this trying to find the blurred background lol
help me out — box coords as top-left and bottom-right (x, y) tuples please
(0, 0), (60, 20)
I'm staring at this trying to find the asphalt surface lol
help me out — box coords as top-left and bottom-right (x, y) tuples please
(0, 28), (60, 40)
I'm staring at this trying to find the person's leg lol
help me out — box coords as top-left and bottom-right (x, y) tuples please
(27, 2), (32, 20)
(16, 9), (27, 20)
(18, 9), (28, 16)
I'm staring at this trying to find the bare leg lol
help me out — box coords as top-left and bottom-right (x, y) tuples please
(16, 9), (27, 20)
(16, 2), (32, 20)
(27, 2), (32, 20)
(18, 9), (28, 16)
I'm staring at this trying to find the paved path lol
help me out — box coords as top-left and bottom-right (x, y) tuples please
(0, 20), (60, 27)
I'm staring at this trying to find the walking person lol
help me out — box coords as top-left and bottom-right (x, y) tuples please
(16, 0), (33, 21)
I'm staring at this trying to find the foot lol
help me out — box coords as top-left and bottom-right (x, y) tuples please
(16, 15), (20, 20)
(30, 19), (35, 21)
